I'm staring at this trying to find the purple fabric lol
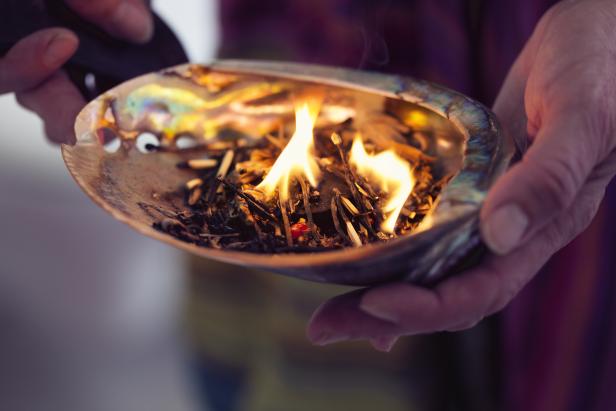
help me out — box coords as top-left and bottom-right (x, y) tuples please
(219, 0), (554, 102)
(218, 1), (616, 409)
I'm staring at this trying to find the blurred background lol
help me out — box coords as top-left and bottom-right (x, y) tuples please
(0, 1), (219, 410)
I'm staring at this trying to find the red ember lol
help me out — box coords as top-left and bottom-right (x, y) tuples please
(291, 222), (310, 239)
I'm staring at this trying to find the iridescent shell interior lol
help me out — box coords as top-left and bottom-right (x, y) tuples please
(62, 61), (513, 286)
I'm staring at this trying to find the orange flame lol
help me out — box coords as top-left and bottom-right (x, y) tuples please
(350, 134), (415, 233)
(257, 99), (322, 202)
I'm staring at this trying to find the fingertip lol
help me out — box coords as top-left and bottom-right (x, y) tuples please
(307, 289), (400, 346)
(306, 294), (354, 345)
(16, 71), (85, 145)
(369, 336), (398, 353)
(42, 30), (79, 69)
(110, 2), (154, 44)
(306, 302), (329, 344)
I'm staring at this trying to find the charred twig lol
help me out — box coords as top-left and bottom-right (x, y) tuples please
(265, 134), (286, 150)
(345, 221), (362, 247)
(330, 194), (349, 242)
(199, 233), (240, 238)
(288, 196), (297, 214)
(218, 178), (278, 223)
(205, 149), (235, 203)
(279, 198), (293, 247)
(187, 187), (203, 206)
(339, 194), (378, 239)
(340, 195), (360, 216)
(401, 207), (417, 219)
(336, 171), (378, 238)
(155, 218), (201, 243)
(185, 178), (203, 190)
(186, 158), (218, 170)
(148, 103), (442, 254)
(138, 202), (178, 220)
(354, 178), (378, 201)
(334, 189), (363, 247)
(217, 150), (235, 179)
(297, 176), (321, 244)
(185, 177), (205, 206)
(246, 206), (266, 244)
(331, 133), (372, 214)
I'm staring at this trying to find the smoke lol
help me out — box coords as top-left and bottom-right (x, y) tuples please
(355, 0), (392, 69)
(358, 26), (390, 69)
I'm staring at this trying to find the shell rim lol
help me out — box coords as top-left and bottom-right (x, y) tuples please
(62, 60), (510, 271)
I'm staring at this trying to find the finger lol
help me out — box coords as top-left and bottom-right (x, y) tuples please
(481, 16), (562, 256)
(308, 249), (542, 343)
(308, 179), (604, 344)
(16, 71), (85, 144)
(307, 288), (401, 345)
(309, 218), (559, 343)
(64, 0), (153, 44)
(0, 28), (78, 94)
(480, 110), (600, 255)
(357, 248), (543, 333)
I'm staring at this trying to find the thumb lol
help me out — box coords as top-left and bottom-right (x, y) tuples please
(480, 111), (597, 255)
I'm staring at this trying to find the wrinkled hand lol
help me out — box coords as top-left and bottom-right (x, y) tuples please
(0, 0), (152, 143)
(307, 0), (616, 352)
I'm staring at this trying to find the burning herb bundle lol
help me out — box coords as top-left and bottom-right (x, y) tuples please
(151, 96), (444, 254)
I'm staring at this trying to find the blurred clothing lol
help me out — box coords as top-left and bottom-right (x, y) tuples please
(187, 260), (499, 411)
(186, 1), (616, 410)
(219, 0), (553, 105)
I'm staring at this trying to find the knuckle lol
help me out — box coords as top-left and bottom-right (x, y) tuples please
(14, 92), (31, 109)
(543, 218), (578, 252)
(43, 123), (56, 142)
(485, 260), (526, 315)
(546, 189), (603, 248)
(539, 0), (596, 32)
(541, 224), (566, 254)
(567, 70), (616, 150)
(589, 76), (616, 153)
(537, 3), (560, 29)
(0, 63), (8, 93)
(576, 192), (603, 230)
(15, 87), (44, 113)
(599, 151), (616, 178)
(490, 283), (519, 314)
(535, 1), (573, 37)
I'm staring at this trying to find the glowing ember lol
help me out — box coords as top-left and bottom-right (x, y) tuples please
(350, 134), (415, 233)
(257, 99), (322, 202)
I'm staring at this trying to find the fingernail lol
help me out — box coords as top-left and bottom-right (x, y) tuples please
(43, 33), (77, 68)
(360, 300), (399, 323)
(309, 331), (349, 346)
(482, 204), (528, 255)
(112, 3), (154, 44)
(370, 337), (398, 353)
